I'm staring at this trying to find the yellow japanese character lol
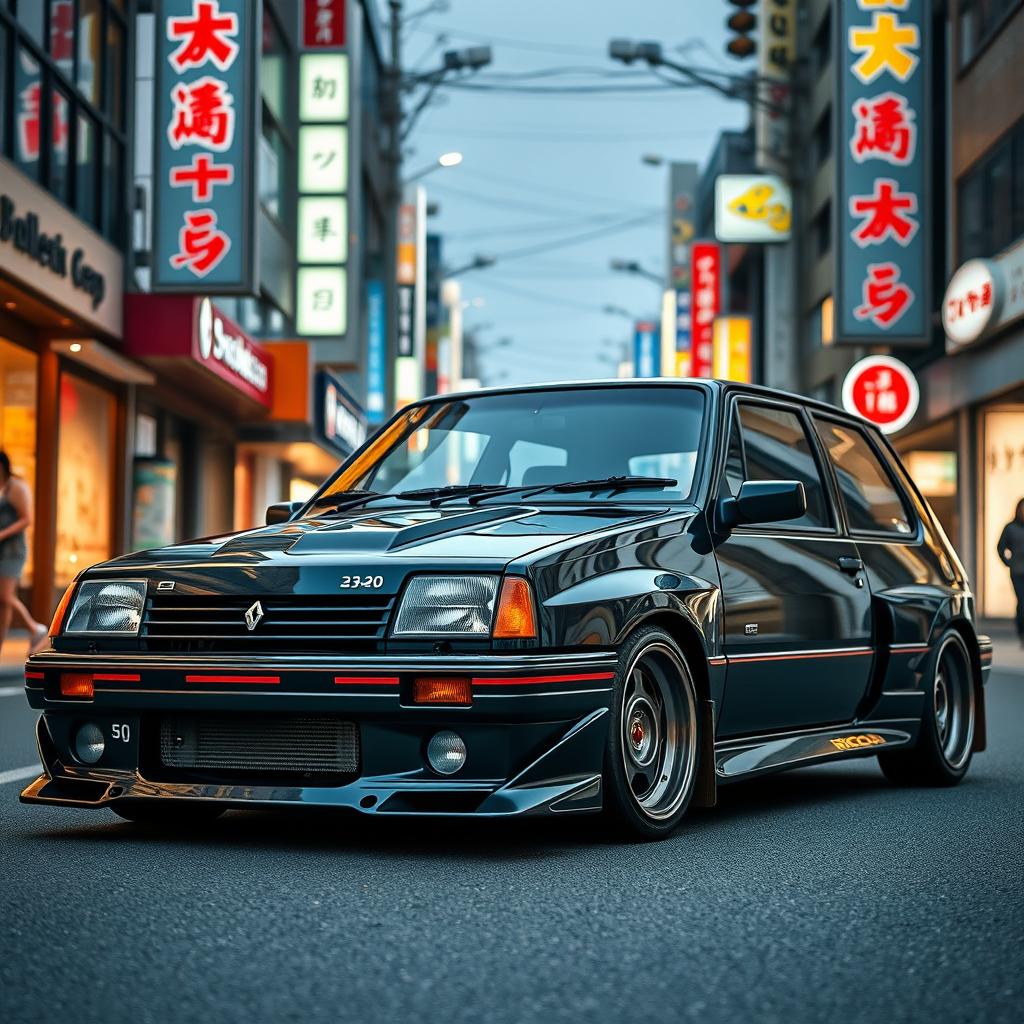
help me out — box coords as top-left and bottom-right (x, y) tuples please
(850, 12), (920, 83)
(858, 0), (909, 8)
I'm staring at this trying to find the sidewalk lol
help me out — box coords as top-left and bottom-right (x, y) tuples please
(0, 633), (31, 680)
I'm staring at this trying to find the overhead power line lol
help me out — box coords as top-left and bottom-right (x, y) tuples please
(459, 210), (661, 267)
(475, 278), (606, 313)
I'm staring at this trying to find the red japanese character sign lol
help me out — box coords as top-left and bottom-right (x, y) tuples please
(169, 209), (231, 277)
(851, 92), (916, 165)
(842, 355), (919, 434)
(850, 178), (918, 247)
(303, 0), (346, 48)
(168, 76), (235, 151)
(854, 261), (914, 329)
(168, 0), (239, 72)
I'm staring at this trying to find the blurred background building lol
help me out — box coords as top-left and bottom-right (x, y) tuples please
(0, 0), (1021, 624)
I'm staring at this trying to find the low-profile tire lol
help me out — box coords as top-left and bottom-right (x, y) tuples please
(603, 625), (701, 840)
(879, 629), (976, 787)
(111, 800), (225, 825)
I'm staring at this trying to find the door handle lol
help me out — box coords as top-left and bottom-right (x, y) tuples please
(837, 556), (864, 575)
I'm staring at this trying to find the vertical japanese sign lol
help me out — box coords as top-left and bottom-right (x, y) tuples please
(153, 0), (259, 293)
(712, 316), (753, 383)
(836, 0), (930, 345)
(394, 186), (426, 408)
(296, 33), (349, 338)
(633, 321), (660, 378)
(425, 233), (442, 395)
(756, 0), (796, 174)
(667, 162), (698, 375)
(396, 196), (417, 358)
(365, 279), (387, 424)
(303, 0), (345, 48)
(691, 241), (720, 378)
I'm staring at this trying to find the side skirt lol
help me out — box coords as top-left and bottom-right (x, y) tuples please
(714, 720), (918, 784)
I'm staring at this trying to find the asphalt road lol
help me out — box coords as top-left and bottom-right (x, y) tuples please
(1, 672), (1022, 1024)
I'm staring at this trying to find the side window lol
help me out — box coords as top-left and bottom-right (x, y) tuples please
(813, 419), (914, 535)
(723, 410), (745, 498)
(735, 404), (832, 529)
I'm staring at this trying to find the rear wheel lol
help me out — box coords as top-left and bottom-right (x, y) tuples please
(111, 800), (225, 825)
(879, 629), (975, 787)
(603, 626), (700, 840)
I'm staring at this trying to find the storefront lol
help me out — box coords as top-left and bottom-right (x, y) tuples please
(125, 294), (277, 544)
(898, 238), (1024, 622)
(0, 155), (136, 621)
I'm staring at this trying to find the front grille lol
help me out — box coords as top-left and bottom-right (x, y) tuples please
(159, 715), (360, 775)
(141, 593), (395, 653)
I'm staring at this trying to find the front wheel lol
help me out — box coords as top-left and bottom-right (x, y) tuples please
(879, 629), (976, 787)
(603, 626), (701, 840)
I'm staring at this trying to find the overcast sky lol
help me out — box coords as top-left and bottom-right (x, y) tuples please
(392, 0), (749, 386)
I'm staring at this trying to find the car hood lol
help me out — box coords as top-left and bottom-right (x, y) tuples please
(100, 503), (672, 576)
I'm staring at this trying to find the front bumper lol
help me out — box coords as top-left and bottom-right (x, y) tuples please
(21, 650), (618, 817)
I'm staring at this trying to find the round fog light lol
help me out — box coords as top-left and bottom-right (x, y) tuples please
(426, 731), (467, 775)
(74, 723), (105, 764)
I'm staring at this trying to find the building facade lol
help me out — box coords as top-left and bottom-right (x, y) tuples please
(0, 0), (383, 623)
(781, 0), (1024, 620)
(895, 0), (1024, 619)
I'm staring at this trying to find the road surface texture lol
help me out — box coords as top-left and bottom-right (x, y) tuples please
(1, 665), (1021, 1024)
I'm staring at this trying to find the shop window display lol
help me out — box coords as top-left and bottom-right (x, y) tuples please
(54, 373), (114, 598)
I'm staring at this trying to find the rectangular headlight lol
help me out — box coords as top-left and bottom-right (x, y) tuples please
(392, 575), (499, 636)
(64, 580), (146, 635)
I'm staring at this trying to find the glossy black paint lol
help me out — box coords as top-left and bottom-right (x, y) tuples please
(22, 380), (989, 821)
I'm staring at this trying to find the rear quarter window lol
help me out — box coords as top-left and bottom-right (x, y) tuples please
(813, 418), (915, 536)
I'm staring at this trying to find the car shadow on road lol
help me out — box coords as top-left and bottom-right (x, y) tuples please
(20, 758), (976, 858)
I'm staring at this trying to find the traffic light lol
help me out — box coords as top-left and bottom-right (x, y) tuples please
(725, 0), (757, 59)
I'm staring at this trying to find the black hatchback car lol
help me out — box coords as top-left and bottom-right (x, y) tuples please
(22, 381), (991, 838)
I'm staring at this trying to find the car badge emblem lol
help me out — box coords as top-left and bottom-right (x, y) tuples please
(157, 581), (175, 592)
(244, 600), (264, 631)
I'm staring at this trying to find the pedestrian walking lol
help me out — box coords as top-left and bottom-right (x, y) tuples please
(0, 451), (47, 658)
(997, 498), (1024, 648)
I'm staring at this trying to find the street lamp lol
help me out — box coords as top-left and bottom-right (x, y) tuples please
(602, 304), (637, 322)
(608, 38), (785, 115)
(402, 150), (463, 185)
(445, 254), (497, 278)
(610, 258), (664, 287)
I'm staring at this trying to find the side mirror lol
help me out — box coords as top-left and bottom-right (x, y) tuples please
(265, 500), (304, 525)
(718, 480), (807, 530)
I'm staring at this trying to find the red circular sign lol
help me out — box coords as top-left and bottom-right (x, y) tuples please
(841, 356), (919, 434)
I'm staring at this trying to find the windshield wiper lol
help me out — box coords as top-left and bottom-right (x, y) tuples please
(308, 484), (508, 516)
(308, 490), (387, 514)
(395, 484), (509, 506)
(468, 475), (678, 505)
(551, 475), (677, 494)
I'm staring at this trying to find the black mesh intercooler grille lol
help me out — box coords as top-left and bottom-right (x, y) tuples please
(158, 715), (360, 774)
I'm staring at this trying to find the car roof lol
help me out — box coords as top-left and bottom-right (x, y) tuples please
(418, 377), (867, 430)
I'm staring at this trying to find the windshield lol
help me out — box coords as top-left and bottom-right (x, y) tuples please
(314, 385), (707, 505)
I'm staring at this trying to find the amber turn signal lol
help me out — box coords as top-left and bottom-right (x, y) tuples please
(492, 576), (537, 639)
(49, 583), (77, 637)
(412, 676), (472, 705)
(60, 673), (94, 699)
